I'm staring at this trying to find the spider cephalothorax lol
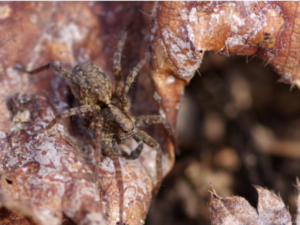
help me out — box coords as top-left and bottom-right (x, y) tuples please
(16, 30), (176, 225)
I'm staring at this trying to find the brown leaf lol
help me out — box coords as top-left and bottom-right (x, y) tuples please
(150, 1), (300, 128)
(210, 188), (258, 224)
(295, 178), (300, 225)
(210, 186), (292, 225)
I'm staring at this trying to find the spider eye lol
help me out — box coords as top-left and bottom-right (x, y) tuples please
(75, 67), (83, 75)
(119, 124), (123, 127)
(124, 130), (128, 133)
(131, 127), (134, 130)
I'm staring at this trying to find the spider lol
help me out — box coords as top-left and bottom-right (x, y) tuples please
(15, 30), (176, 225)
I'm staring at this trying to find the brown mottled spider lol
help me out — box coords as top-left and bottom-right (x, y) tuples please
(15, 31), (176, 225)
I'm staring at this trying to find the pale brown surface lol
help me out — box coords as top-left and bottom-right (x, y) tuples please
(210, 187), (292, 224)
(295, 179), (300, 225)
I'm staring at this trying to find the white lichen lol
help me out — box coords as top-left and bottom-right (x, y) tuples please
(165, 76), (175, 84)
(189, 7), (198, 22)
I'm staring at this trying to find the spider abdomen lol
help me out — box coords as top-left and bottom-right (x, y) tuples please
(71, 62), (113, 106)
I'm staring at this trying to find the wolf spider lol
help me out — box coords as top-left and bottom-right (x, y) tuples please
(16, 31), (176, 225)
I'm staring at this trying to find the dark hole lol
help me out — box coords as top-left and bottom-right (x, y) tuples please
(116, 222), (125, 225)
(5, 179), (13, 184)
(199, 49), (203, 53)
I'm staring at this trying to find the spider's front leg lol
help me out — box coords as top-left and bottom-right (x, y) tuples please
(113, 30), (127, 96)
(118, 57), (147, 110)
(112, 30), (147, 110)
(135, 115), (178, 153)
(122, 133), (144, 160)
(133, 130), (163, 199)
(33, 105), (100, 134)
(102, 134), (124, 225)
(94, 114), (103, 183)
(14, 63), (88, 89)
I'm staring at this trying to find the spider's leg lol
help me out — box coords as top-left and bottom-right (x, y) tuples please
(134, 130), (163, 200)
(122, 133), (143, 160)
(113, 30), (127, 97)
(134, 115), (178, 153)
(50, 63), (88, 89)
(34, 105), (100, 134)
(14, 63), (51, 74)
(94, 114), (103, 182)
(119, 58), (147, 110)
(14, 63), (88, 89)
(112, 139), (124, 225)
(103, 134), (124, 225)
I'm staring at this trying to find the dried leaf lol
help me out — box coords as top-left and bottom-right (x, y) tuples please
(210, 186), (292, 225)
(150, 1), (300, 127)
(295, 178), (300, 225)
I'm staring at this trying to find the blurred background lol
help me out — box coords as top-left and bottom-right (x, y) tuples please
(146, 53), (300, 225)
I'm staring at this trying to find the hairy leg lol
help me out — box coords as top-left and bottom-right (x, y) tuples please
(119, 58), (147, 110)
(134, 115), (178, 152)
(34, 105), (100, 134)
(122, 133), (144, 159)
(102, 134), (124, 225)
(94, 115), (103, 183)
(113, 30), (127, 97)
(14, 63), (89, 89)
(135, 130), (163, 199)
